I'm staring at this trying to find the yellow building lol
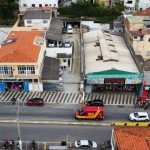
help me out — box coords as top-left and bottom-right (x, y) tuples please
(124, 16), (150, 60)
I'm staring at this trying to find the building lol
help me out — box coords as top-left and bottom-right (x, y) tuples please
(111, 127), (150, 150)
(133, 8), (150, 16)
(125, 16), (150, 60)
(81, 29), (143, 94)
(0, 31), (46, 92)
(19, 0), (58, 12)
(139, 0), (150, 10)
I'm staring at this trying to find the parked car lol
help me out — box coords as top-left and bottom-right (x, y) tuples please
(59, 40), (63, 47)
(64, 40), (71, 47)
(74, 24), (79, 28)
(27, 98), (44, 106)
(62, 27), (66, 34)
(74, 140), (97, 148)
(85, 99), (104, 107)
(48, 40), (55, 47)
(59, 69), (63, 76)
(129, 112), (149, 122)
(67, 24), (73, 34)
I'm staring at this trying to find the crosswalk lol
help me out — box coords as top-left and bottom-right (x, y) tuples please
(0, 91), (137, 105)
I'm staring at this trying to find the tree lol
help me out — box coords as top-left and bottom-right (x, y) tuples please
(0, 0), (19, 19)
(58, 0), (125, 23)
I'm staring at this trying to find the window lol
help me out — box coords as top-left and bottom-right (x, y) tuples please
(18, 65), (35, 75)
(0, 66), (13, 75)
(49, 4), (51, 6)
(135, 51), (141, 55)
(148, 38), (150, 42)
(146, 25), (150, 28)
(45, 4), (48, 6)
(127, 1), (132, 4)
(134, 37), (137, 39)
(43, 20), (48, 24)
(23, 4), (27, 7)
(39, 4), (42, 7)
(146, 51), (150, 56)
(63, 59), (66, 62)
(54, 4), (56, 7)
(32, 4), (35, 7)
(27, 20), (32, 24)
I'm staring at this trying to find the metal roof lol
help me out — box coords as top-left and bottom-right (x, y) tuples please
(83, 30), (140, 75)
(45, 18), (63, 41)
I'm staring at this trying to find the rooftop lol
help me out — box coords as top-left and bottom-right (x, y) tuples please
(45, 18), (63, 41)
(0, 31), (45, 63)
(114, 127), (150, 150)
(130, 28), (150, 36)
(133, 8), (150, 16)
(83, 30), (140, 75)
(127, 16), (148, 24)
(23, 7), (51, 19)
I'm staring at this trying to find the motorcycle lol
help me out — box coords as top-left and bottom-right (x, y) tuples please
(3, 140), (8, 149)
(11, 97), (16, 105)
(8, 140), (15, 149)
(31, 139), (36, 150)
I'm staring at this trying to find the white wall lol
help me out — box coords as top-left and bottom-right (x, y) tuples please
(132, 36), (141, 41)
(46, 47), (72, 58)
(114, 27), (123, 33)
(20, 0), (58, 7)
(24, 19), (51, 28)
(81, 21), (109, 30)
(139, 0), (150, 10)
(29, 82), (43, 91)
(124, 0), (136, 8)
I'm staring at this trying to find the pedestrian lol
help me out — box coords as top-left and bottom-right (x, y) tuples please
(19, 84), (22, 92)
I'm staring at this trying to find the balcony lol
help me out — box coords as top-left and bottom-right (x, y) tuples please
(15, 74), (38, 79)
(0, 74), (14, 79)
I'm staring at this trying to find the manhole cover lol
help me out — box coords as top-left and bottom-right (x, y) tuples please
(117, 105), (125, 108)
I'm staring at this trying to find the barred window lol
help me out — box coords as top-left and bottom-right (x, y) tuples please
(18, 65), (35, 75)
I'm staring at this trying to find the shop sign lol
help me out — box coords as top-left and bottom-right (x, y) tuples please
(125, 78), (142, 84)
(104, 78), (125, 84)
(86, 78), (104, 84)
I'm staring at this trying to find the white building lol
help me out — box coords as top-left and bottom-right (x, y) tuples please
(139, 0), (150, 10)
(19, 0), (58, 7)
(123, 0), (136, 11)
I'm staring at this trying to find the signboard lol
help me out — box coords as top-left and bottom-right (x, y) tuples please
(125, 78), (142, 84)
(86, 78), (104, 84)
(104, 78), (125, 84)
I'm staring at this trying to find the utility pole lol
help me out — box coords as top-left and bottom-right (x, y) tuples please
(16, 99), (22, 150)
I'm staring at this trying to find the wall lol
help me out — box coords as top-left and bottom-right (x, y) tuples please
(130, 23), (145, 30)
(81, 21), (109, 30)
(124, 0), (136, 8)
(29, 82), (43, 91)
(98, 0), (110, 6)
(46, 47), (72, 58)
(24, 19), (50, 28)
(114, 27), (123, 32)
(139, 0), (150, 10)
(20, 0), (58, 7)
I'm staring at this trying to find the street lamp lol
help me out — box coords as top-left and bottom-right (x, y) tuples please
(16, 99), (22, 150)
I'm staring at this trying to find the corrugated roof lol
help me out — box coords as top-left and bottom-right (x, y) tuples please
(83, 30), (140, 75)
(133, 8), (150, 16)
(45, 18), (63, 41)
(114, 127), (150, 150)
(130, 30), (143, 36)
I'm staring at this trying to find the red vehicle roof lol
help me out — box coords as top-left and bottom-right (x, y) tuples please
(82, 106), (103, 112)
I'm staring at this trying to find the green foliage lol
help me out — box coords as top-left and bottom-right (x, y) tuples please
(0, 0), (19, 19)
(58, 0), (124, 23)
(135, 0), (140, 11)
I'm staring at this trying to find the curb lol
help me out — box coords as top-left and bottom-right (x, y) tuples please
(111, 122), (150, 127)
(0, 119), (111, 126)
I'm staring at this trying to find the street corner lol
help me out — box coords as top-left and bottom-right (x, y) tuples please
(111, 122), (150, 127)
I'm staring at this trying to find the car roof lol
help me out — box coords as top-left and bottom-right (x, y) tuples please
(65, 39), (70, 42)
(79, 140), (89, 145)
(137, 112), (148, 116)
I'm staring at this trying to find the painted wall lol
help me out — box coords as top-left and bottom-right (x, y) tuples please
(46, 47), (72, 58)
(19, 0), (58, 7)
(24, 18), (51, 28)
(124, 0), (136, 8)
(29, 82), (43, 91)
(139, 0), (150, 10)
(114, 27), (123, 33)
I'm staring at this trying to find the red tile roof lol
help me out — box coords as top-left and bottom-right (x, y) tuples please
(142, 28), (150, 35)
(133, 8), (150, 16)
(0, 31), (45, 63)
(114, 127), (150, 150)
(130, 30), (143, 36)
(42, 6), (52, 11)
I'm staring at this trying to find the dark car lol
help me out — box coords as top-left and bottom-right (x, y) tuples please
(62, 27), (66, 34)
(85, 99), (104, 107)
(27, 98), (44, 106)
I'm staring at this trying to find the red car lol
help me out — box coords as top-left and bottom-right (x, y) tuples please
(27, 98), (44, 106)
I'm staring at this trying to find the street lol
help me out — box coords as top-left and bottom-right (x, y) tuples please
(0, 103), (149, 122)
(0, 124), (112, 149)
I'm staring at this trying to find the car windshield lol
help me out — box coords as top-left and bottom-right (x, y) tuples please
(65, 41), (70, 44)
(77, 141), (81, 146)
(88, 140), (93, 147)
(49, 41), (54, 44)
(134, 112), (139, 117)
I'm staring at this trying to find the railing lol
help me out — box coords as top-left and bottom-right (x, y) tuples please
(15, 74), (38, 79)
(0, 74), (14, 79)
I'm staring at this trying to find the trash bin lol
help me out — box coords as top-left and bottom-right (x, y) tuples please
(61, 141), (66, 146)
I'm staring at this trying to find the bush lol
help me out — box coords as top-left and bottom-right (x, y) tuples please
(1, 20), (10, 25)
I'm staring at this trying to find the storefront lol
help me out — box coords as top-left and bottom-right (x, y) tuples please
(85, 70), (143, 94)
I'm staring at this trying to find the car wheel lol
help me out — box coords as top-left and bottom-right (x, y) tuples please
(39, 104), (42, 106)
(145, 119), (149, 122)
(132, 119), (136, 122)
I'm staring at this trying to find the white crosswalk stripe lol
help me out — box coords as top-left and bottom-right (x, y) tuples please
(0, 91), (138, 105)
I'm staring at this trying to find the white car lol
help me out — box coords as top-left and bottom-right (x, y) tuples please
(129, 112), (149, 122)
(48, 40), (55, 47)
(74, 140), (97, 148)
(64, 40), (71, 47)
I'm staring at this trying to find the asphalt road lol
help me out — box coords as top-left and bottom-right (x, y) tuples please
(0, 102), (150, 122)
(0, 124), (112, 144)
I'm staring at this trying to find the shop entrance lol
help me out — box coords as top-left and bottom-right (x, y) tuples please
(6, 82), (24, 91)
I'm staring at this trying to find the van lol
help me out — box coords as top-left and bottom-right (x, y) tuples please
(67, 24), (73, 34)
(75, 106), (104, 120)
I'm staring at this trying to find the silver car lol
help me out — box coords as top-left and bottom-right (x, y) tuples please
(64, 40), (71, 47)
